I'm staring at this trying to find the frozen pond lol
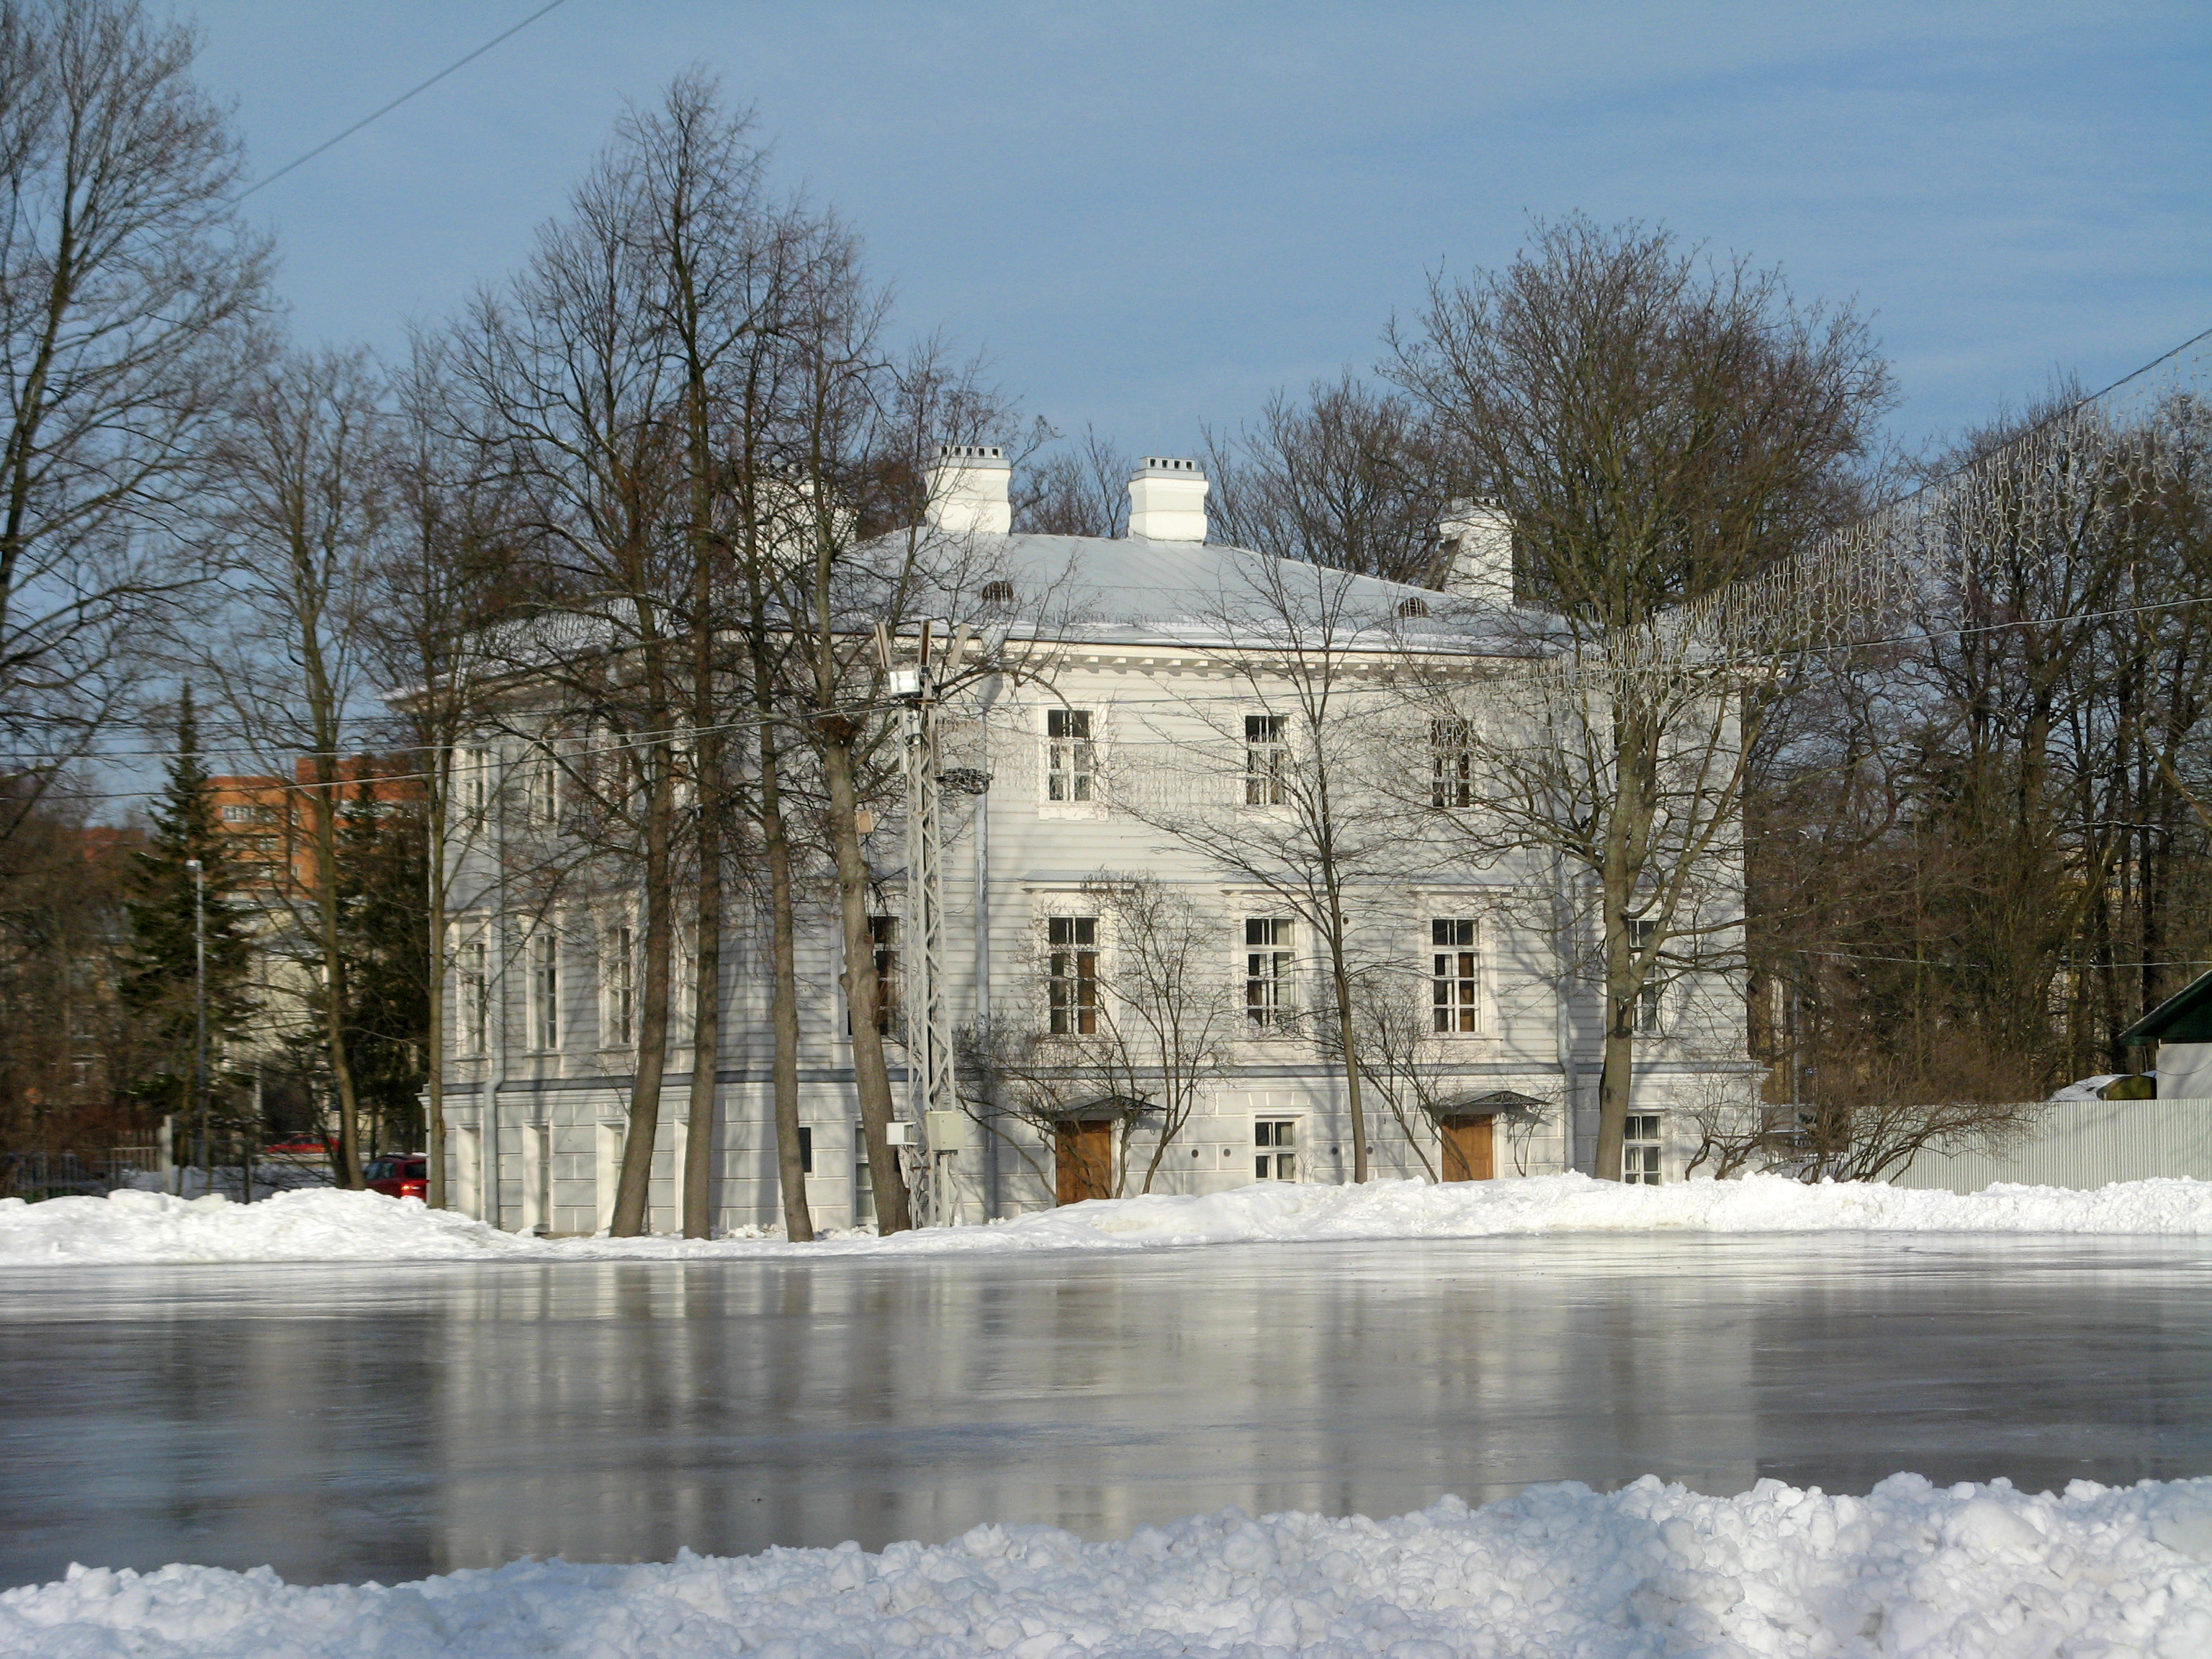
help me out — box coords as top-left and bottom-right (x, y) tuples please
(3, 1232), (2208, 1588)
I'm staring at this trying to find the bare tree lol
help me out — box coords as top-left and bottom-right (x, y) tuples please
(1389, 216), (1891, 1179)
(199, 347), (391, 1190)
(1204, 373), (1454, 585)
(1118, 554), (1411, 1182)
(0, 0), (269, 839)
(963, 871), (1235, 1201)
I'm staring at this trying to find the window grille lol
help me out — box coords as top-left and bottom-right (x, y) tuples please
(1254, 1118), (1298, 1181)
(1431, 919), (1480, 1033)
(529, 931), (559, 1051)
(854, 1123), (875, 1226)
(982, 579), (1016, 605)
(1431, 719), (1473, 809)
(1046, 709), (1095, 802)
(1624, 1112), (1663, 1183)
(1397, 597), (1429, 618)
(1244, 917), (1293, 1028)
(603, 925), (634, 1047)
(1244, 714), (1288, 805)
(1048, 916), (1099, 1034)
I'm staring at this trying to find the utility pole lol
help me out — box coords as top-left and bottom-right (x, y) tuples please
(187, 858), (207, 1195)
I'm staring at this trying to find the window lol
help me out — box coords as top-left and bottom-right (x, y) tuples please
(982, 579), (1017, 605)
(528, 931), (559, 1051)
(868, 916), (901, 1035)
(798, 1125), (814, 1176)
(1628, 918), (1663, 1034)
(602, 925), (634, 1047)
(1244, 714), (1288, 806)
(1048, 916), (1099, 1034)
(1254, 1118), (1298, 1182)
(221, 804), (274, 824)
(1244, 917), (1293, 1029)
(530, 748), (559, 825)
(854, 1124), (875, 1227)
(462, 746), (490, 817)
(1397, 597), (1430, 619)
(1046, 709), (1095, 802)
(1431, 719), (1473, 809)
(1624, 1112), (1663, 1184)
(1431, 919), (1480, 1033)
(457, 937), (488, 1056)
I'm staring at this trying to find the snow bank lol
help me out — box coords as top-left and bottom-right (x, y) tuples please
(6, 1474), (2208, 1657)
(5, 1172), (2212, 1267)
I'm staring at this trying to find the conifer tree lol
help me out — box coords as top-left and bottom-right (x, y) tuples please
(335, 773), (429, 1154)
(122, 688), (256, 1121)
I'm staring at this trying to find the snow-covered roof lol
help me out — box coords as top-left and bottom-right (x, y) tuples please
(928, 530), (1552, 657)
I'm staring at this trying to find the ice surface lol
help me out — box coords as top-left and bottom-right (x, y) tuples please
(4, 1474), (2208, 1658)
(6, 1172), (2212, 1265)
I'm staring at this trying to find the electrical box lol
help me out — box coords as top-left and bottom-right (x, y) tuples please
(883, 1120), (914, 1146)
(924, 1110), (970, 1151)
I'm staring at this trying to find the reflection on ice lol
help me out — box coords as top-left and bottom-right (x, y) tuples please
(1, 1232), (2206, 1587)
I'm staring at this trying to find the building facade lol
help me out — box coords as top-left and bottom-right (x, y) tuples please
(438, 451), (1750, 1233)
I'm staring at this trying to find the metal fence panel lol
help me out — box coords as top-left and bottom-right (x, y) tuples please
(1889, 1099), (2212, 1192)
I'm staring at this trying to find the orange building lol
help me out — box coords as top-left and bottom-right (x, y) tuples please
(205, 758), (421, 895)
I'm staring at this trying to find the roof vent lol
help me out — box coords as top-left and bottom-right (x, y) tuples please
(926, 443), (1011, 535)
(1126, 457), (1208, 541)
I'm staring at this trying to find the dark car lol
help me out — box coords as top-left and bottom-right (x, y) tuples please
(364, 1156), (428, 1200)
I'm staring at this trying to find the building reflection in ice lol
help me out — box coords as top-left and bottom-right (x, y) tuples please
(1, 1233), (2206, 1588)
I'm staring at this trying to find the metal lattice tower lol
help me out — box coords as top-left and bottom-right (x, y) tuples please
(900, 666), (956, 1225)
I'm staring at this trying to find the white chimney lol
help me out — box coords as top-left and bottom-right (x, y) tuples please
(1437, 499), (1515, 608)
(1126, 457), (1208, 541)
(925, 444), (1011, 534)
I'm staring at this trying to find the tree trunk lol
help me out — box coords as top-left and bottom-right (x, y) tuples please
(611, 747), (677, 1237)
(759, 721), (813, 1241)
(683, 717), (725, 1238)
(1319, 871), (1370, 1182)
(822, 732), (911, 1233)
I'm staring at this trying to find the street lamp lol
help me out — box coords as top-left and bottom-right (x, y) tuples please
(186, 858), (207, 1195)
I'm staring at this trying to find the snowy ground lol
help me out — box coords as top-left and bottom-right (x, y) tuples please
(4, 1173), (2212, 1266)
(6, 1474), (2208, 1658)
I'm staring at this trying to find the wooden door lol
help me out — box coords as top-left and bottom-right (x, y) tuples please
(1441, 1116), (1494, 1182)
(1054, 1120), (1114, 1204)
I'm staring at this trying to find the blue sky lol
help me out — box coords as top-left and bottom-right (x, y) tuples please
(195, 1), (2208, 460)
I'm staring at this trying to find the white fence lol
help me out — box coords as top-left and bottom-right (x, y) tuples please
(1888, 1099), (2212, 1193)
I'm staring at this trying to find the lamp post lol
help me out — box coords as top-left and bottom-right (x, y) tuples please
(186, 857), (207, 1195)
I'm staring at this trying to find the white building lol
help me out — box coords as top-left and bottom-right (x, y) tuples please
(438, 449), (1750, 1233)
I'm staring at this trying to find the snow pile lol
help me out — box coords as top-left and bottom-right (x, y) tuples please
(6, 1475), (2208, 1658)
(6, 1172), (2212, 1267)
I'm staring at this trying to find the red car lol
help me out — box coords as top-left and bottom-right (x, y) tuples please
(364, 1156), (428, 1200)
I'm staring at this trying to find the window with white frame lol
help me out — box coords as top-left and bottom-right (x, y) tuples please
(1244, 714), (1288, 806)
(461, 745), (490, 817)
(1623, 1112), (1663, 1183)
(1628, 917), (1663, 1034)
(1254, 1118), (1298, 1181)
(1431, 918), (1481, 1033)
(1046, 709), (1095, 803)
(1430, 718), (1473, 809)
(457, 935), (488, 1056)
(528, 930), (559, 1051)
(601, 925), (634, 1047)
(1244, 917), (1294, 1029)
(1048, 916), (1099, 1034)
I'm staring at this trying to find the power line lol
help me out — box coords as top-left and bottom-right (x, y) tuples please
(232, 0), (575, 203)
